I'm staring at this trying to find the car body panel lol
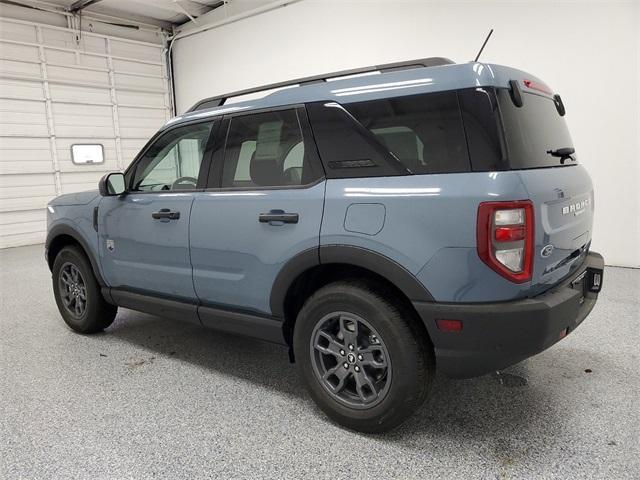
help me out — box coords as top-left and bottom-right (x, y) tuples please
(321, 171), (532, 302)
(97, 192), (197, 300)
(189, 182), (325, 315)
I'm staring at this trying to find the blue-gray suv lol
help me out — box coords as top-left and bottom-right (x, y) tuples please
(46, 58), (604, 432)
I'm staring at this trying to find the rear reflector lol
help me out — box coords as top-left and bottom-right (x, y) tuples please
(495, 226), (526, 242)
(436, 319), (463, 333)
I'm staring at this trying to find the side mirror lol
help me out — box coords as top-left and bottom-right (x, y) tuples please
(99, 172), (126, 196)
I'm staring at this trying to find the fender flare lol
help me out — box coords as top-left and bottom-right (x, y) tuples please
(269, 244), (434, 317)
(45, 223), (106, 287)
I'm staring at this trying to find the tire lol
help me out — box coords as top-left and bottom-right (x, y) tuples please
(52, 245), (117, 334)
(293, 279), (434, 433)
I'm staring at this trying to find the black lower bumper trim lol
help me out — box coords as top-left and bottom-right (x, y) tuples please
(413, 251), (604, 378)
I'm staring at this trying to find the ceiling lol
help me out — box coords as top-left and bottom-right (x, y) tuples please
(8, 0), (228, 28)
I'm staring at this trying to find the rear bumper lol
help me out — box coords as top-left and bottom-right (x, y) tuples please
(413, 251), (604, 378)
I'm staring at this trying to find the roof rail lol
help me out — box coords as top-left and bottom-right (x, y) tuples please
(187, 57), (454, 112)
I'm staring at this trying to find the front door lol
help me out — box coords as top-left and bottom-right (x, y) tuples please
(98, 120), (216, 301)
(190, 107), (325, 316)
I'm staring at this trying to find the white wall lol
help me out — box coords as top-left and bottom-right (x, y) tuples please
(173, 0), (640, 268)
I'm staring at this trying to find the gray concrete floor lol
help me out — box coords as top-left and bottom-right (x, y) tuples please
(1, 244), (638, 480)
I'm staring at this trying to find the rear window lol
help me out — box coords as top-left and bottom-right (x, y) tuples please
(497, 89), (576, 169)
(345, 91), (470, 174)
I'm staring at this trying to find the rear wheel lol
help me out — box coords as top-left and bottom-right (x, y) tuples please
(293, 279), (434, 433)
(52, 246), (117, 333)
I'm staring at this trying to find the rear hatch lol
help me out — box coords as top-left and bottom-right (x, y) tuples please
(495, 86), (593, 294)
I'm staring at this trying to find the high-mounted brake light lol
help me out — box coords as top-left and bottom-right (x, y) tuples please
(477, 200), (534, 283)
(523, 79), (553, 95)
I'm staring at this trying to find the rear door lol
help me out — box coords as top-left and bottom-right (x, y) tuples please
(98, 120), (217, 301)
(189, 107), (325, 317)
(494, 87), (594, 291)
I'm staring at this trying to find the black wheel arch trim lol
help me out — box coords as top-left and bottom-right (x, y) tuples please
(269, 244), (434, 317)
(46, 223), (106, 287)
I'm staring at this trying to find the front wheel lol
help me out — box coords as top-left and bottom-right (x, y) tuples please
(293, 280), (434, 433)
(52, 246), (117, 333)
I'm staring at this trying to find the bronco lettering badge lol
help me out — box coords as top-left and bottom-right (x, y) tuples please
(562, 198), (589, 216)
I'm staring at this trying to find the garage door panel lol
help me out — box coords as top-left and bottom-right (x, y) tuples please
(60, 171), (106, 193)
(0, 218), (46, 236)
(44, 48), (108, 70)
(0, 98), (48, 135)
(0, 21), (37, 43)
(115, 73), (165, 91)
(0, 209), (46, 225)
(112, 58), (163, 77)
(0, 161), (52, 174)
(0, 78), (45, 101)
(118, 106), (167, 122)
(0, 98), (48, 136)
(0, 172), (54, 188)
(0, 137), (52, 174)
(117, 89), (166, 108)
(0, 230), (46, 248)
(0, 41), (40, 63)
(110, 40), (162, 62)
(47, 65), (110, 87)
(0, 195), (51, 212)
(41, 28), (106, 55)
(0, 183), (56, 200)
(121, 138), (146, 165)
(49, 84), (111, 105)
(52, 103), (114, 136)
(0, 58), (42, 79)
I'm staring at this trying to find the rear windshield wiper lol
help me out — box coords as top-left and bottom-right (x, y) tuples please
(546, 147), (576, 164)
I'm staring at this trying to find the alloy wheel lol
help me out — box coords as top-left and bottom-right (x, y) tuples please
(58, 262), (87, 318)
(310, 311), (392, 409)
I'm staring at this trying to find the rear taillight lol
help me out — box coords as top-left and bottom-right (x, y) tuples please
(477, 200), (534, 283)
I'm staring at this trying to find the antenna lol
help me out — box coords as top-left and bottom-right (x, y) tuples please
(474, 29), (494, 62)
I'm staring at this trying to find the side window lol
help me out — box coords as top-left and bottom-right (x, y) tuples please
(131, 121), (214, 192)
(306, 101), (406, 179)
(457, 87), (506, 171)
(345, 91), (470, 174)
(221, 109), (319, 188)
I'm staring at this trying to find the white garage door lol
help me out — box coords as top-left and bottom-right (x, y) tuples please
(0, 18), (171, 248)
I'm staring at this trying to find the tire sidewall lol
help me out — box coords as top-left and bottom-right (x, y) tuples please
(52, 246), (103, 333)
(294, 283), (426, 430)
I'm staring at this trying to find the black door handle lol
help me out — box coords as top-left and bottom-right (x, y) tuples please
(152, 208), (180, 220)
(259, 210), (299, 224)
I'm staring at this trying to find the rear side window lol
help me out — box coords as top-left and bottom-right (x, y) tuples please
(496, 89), (576, 169)
(345, 91), (470, 174)
(458, 87), (506, 171)
(221, 109), (321, 188)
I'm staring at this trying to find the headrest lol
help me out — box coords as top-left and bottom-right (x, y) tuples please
(250, 152), (281, 186)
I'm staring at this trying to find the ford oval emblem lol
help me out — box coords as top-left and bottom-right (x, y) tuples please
(541, 244), (554, 258)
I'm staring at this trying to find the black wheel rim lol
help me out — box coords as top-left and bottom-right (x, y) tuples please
(310, 311), (391, 409)
(58, 262), (87, 319)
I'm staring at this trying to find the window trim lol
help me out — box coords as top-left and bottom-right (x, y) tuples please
(123, 118), (220, 195)
(205, 104), (326, 191)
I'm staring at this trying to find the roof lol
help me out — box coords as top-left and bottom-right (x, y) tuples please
(165, 61), (549, 129)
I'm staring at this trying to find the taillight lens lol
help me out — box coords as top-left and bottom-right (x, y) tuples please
(477, 200), (534, 283)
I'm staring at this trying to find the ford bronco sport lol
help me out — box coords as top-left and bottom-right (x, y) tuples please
(46, 57), (604, 432)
